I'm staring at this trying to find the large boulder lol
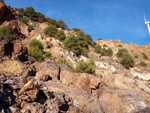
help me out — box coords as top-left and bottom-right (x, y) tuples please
(0, 0), (5, 22)
(35, 60), (60, 82)
(98, 86), (150, 113)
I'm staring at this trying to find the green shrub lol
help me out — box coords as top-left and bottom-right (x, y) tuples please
(80, 47), (89, 57)
(28, 39), (44, 62)
(116, 48), (134, 69)
(29, 39), (43, 50)
(116, 48), (128, 58)
(0, 26), (14, 41)
(143, 53), (148, 59)
(21, 16), (29, 25)
(28, 46), (44, 62)
(134, 55), (138, 58)
(55, 30), (66, 41)
(56, 19), (67, 29)
(76, 31), (85, 37)
(75, 59), (95, 74)
(120, 54), (134, 69)
(72, 28), (82, 32)
(17, 8), (24, 14)
(44, 25), (58, 37)
(36, 12), (46, 22)
(118, 44), (122, 47)
(101, 48), (113, 56)
(139, 61), (147, 67)
(63, 35), (80, 56)
(24, 7), (36, 19)
(56, 58), (73, 70)
(44, 52), (51, 58)
(103, 44), (108, 47)
(98, 38), (103, 40)
(63, 35), (89, 56)
(66, 27), (71, 31)
(28, 24), (34, 32)
(92, 42), (96, 48)
(94, 44), (102, 54)
(46, 17), (57, 26)
(84, 34), (93, 45)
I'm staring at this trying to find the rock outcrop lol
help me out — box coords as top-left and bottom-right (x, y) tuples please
(0, 0), (5, 21)
(0, 40), (27, 61)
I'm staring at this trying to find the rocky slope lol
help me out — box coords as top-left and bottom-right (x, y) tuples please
(0, 1), (150, 113)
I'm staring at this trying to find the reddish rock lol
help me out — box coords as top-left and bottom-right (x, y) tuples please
(98, 86), (150, 113)
(19, 80), (39, 101)
(12, 40), (27, 61)
(0, 40), (7, 60)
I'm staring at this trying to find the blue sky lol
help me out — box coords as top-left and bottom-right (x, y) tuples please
(5, 0), (150, 45)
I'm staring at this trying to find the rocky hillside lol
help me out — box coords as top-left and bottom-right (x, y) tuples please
(0, 0), (150, 113)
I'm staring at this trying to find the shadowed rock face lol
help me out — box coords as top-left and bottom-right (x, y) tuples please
(0, 40), (27, 61)
(0, 0), (5, 22)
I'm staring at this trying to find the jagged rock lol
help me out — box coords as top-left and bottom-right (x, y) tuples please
(0, 0), (6, 22)
(35, 60), (60, 81)
(21, 65), (36, 77)
(0, 81), (15, 110)
(1, 5), (22, 23)
(60, 65), (101, 92)
(19, 80), (39, 101)
(0, 40), (27, 61)
(45, 81), (103, 113)
(98, 86), (150, 113)
(12, 40), (27, 61)
(21, 102), (46, 113)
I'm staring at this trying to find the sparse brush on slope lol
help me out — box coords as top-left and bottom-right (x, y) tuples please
(117, 48), (134, 69)
(75, 59), (96, 74)
(0, 26), (14, 41)
(28, 39), (51, 62)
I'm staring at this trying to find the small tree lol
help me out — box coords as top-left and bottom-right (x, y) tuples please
(0, 26), (14, 41)
(55, 30), (66, 41)
(17, 8), (24, 15)
(57, 19), (67, 29)
(72, 28), (82, 32)
(21, 16), (29, 25)
(36, 12), (46, 22)
(75, 59), (96, 74)
(46, 17), (57, 26)
(44, 25), (58, 37)
(24, 7), (36, 19)
(84, 34), (93, 45)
